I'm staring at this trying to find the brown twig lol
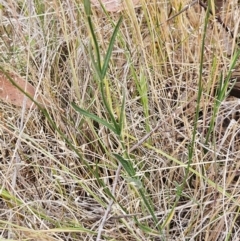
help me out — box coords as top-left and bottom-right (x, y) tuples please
(163, 0), (238, 47)
(162, 0), (199, 25)
(198, 0), (235, 40)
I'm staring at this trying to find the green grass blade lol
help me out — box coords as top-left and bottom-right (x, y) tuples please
(113, 153), (136, 177)
(119, 88), (126, 136)
(99, 81), (121, 135)
(83, 0), (91, 16)
(101, 16), (123, 79)
(72, 102), (118, 134)
(88, 42), (102, 79)
(205, 49), (240, 145)
(87, 16), (102, 73)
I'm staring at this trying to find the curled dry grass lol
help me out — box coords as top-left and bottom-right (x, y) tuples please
(0, 0), (240, 240)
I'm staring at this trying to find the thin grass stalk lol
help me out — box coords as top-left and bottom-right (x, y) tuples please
(161, 0), (211, 231)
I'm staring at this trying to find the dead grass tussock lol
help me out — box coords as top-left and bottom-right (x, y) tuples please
(0, 0), (240, 240)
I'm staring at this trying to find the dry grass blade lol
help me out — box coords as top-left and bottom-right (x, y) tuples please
(1, 0), (240, 240)
(90, 0), (140, 12)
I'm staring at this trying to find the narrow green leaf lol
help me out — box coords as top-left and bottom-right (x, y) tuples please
(89, 42), (102, 79)
(72, 102), (117, 134)
(226, 50), (240, 81)
(101, 16), (123, 79)
(83, 0), (91, 16)
(99, 80), (121, 135)
(119, 89), (126, 135)
(87, 16), (101, 72)
(136, 222), (160, 235)
(113, 153), (135, 177)
(205, 49), (240, 146)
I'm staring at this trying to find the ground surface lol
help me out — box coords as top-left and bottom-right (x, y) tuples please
(0, 1), (240, 240)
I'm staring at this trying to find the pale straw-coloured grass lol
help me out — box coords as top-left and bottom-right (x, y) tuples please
(0, 0), (240, 240)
